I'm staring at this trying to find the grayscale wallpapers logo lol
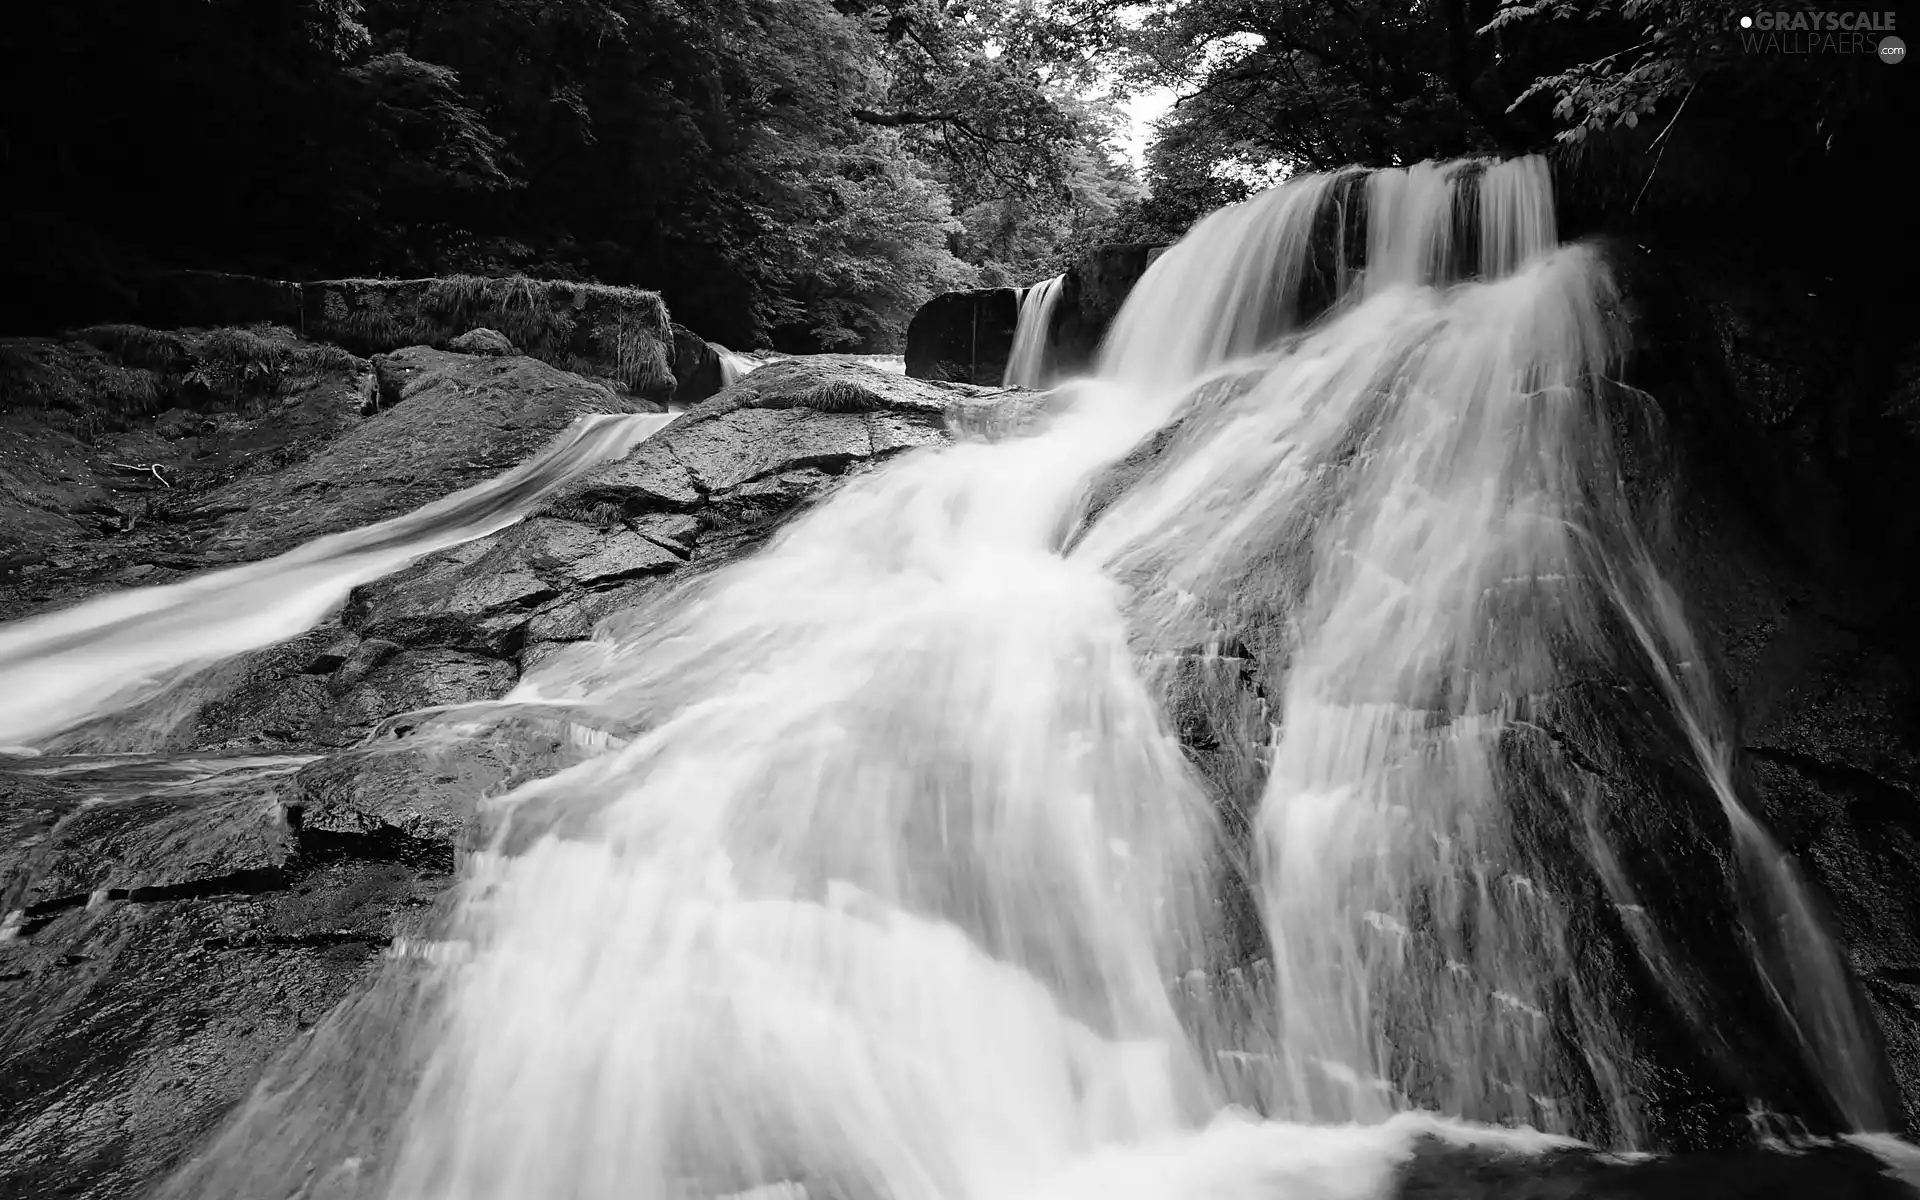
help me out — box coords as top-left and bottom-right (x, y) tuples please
(1733, 10), (1903, 59)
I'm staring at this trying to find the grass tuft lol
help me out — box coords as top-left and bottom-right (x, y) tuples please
(795, 378), (886, 413)
(71, 324), (193, 373)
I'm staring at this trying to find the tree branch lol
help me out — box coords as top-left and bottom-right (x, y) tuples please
(851, 107), (958, 127)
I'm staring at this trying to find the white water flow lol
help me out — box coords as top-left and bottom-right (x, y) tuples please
(717, 347), (762, 386)
(1006, 274), (1066, 388)
(156, 155), (1892, 1200)
(1603, 557), (1892, 1132)
(0, 412), (674, 752)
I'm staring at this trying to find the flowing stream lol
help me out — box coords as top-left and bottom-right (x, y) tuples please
(0, 155), (1903, 1198)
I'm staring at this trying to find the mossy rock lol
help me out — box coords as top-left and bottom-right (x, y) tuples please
(301, 275), (674, 401)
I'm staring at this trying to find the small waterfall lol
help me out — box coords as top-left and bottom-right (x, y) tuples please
(141, 153), (1903, 1200)
(0, 412), (674, 752)
(1006, 275), (1066, 389)
(716, 346), (764, 386)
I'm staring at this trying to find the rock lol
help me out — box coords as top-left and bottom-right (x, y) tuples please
(313, 649), (517, 744)
(670, 322), (725, 406)
(446, 327), (515, 356)
(904, 287), (1022, 383)
(127, 270), (305, 329)
(286, 704), (637, 851)
(1391, 1132), (1917, 1198)
(0, 755), (450, 1200)
(206, 347), (648, 556)
(1052, 243), (1168, 376)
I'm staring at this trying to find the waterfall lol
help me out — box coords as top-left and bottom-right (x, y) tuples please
(1005, 275), (1065, 389)
(1085, 154), (1888, 1138)
(716, 346), (764, 386)
(143, 154), (1899, 1200)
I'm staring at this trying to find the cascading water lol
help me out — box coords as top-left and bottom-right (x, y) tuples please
(1006, 274), (1065, 389)
(716, 346), (764, 386)
(132, 153), (1904, 1200)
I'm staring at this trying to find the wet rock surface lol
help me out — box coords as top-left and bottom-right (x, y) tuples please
(671, 321), (725, 406)
(0, 350), (1024, 1200)
(0, 753), (445, 1200)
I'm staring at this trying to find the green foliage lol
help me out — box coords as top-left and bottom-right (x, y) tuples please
(189, 326), (364, 406)
(346, 53), (519, 202)
(1056, 0), (1902, 239)
(2, 0), (1125, 349)
(71, 326), (193, 374)
(755, 136), (981, 349)
(1496, 0), (1729, 142)
(1066, 0), (1524, 177)
(0, 340), (167, 428)
(0, 324), (364, 433)
(955, 92), (1144, 284)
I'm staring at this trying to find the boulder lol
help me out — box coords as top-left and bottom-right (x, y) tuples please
(0, 324), (372, 621)
(445, 327), (515, 356)
(904, 287), (1021, 384)
(1052, 243), (1169, 376)
(670, 322), (724, 406)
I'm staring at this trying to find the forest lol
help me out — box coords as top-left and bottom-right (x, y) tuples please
(1, 0), (1909, 353)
